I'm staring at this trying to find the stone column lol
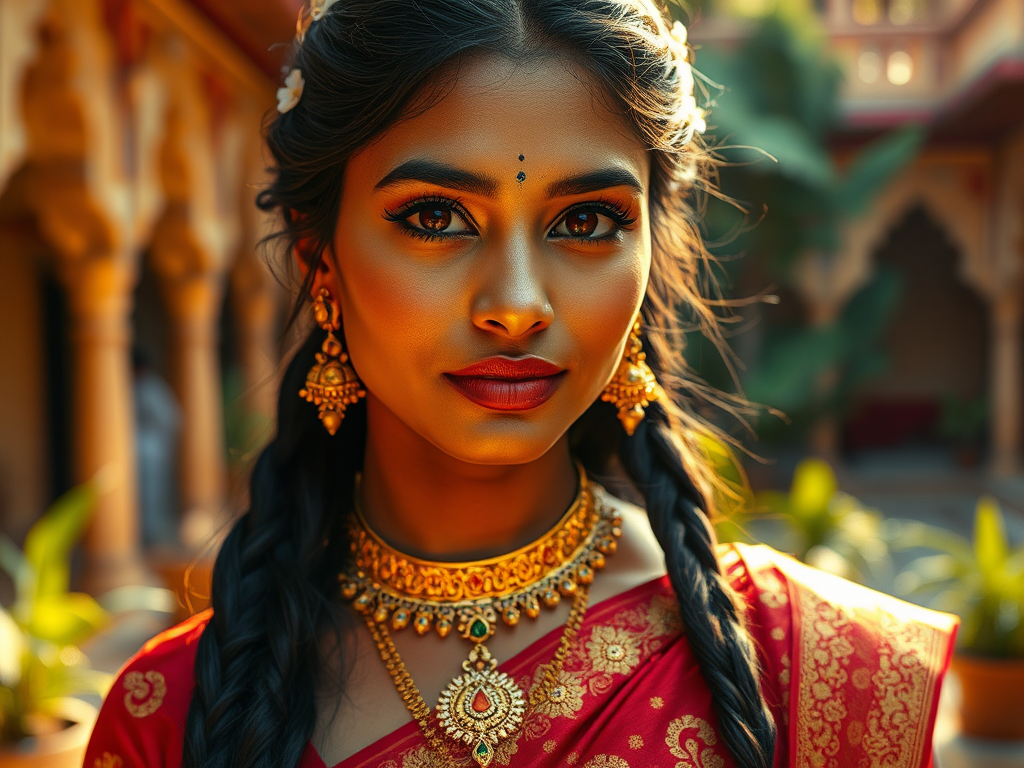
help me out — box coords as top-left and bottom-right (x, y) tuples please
(990, 290), (1023, 476)
(59, 256), (151, 591)
(158, 268), (229, 550)
(20, 0), (153, 592)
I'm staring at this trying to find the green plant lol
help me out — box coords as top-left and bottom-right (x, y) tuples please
(890, 497), (1024, 658)
(750, 458), (889, 582)
(0, 481), (112, 744)
(676, 13), (921, 440)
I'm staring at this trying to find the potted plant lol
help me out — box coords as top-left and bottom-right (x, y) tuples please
(744, 458), (890, 585)
(889, 496), (1024, 739)
(1, 480), (115, 766)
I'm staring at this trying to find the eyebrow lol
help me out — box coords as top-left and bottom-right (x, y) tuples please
(545, 168), (645, 199)
(374, 160), (644, 199)
(375, 160), (498, 197)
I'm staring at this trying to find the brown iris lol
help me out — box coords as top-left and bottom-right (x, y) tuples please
(565, 211), (598, 237)
(419, 206), (451, 231)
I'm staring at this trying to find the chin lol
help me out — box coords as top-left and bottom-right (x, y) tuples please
(425, 417), (570, 466)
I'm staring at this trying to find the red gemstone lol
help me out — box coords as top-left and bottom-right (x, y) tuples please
(468, 573), (484, 592)
(472, 690), (491, 713)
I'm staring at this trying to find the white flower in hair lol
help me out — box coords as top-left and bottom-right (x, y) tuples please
(277, 69), (305, 114)
(310, 0), (340, 21)
(669, 20), (688, 50)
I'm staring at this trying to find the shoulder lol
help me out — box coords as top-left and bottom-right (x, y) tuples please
(723, 543), (958, 768)
(84, 609), (212, 768)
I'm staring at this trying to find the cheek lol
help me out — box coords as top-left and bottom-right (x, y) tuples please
(331, 226), (454, 386)
(561, 246), (650, 381)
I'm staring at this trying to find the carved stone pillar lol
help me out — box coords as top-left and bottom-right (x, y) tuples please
(147, 68), (243, 550)
(21, 0), (152, 592)
(159, 267), (228, 549)
(59, 255), (151, 591)
(990, 290), (1023, 476)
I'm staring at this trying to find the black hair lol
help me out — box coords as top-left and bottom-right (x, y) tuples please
(183, 2), (776, 767)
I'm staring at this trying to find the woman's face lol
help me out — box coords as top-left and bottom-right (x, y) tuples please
(325, 54), (652, 464)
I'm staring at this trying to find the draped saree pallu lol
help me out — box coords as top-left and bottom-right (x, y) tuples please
(83, 543), (958, 768)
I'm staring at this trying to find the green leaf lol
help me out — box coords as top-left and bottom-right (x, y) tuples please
(25, 593), (108, 647)
(753, 490), (792, 517)
(789, 458), (837, 520)
(38, 663), (112, 701)
(836, 125), (925, 217)
(24, 483), (98, 603)
(0, 535), (30, 605)
(974, 496), (1009, 577)
(711, 100), (837, 188)
(886, 518), (974, 561)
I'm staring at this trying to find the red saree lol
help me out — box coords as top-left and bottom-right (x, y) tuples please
(84, 543), (958, 768)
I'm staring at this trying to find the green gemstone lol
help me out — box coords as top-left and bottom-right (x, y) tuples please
(476, 742), (490, 756)
(470, 619), (489, 638)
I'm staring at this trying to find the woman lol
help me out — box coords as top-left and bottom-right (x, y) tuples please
(84, 1), (957, 767)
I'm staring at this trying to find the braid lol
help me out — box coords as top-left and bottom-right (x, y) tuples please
(184, 329), (364, 768)
(618, 398), (776, 768)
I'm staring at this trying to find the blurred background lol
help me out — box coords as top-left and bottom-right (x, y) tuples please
(0, 0), (1022, 763)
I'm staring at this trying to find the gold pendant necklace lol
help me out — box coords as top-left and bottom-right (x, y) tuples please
(340, 466), (621, 766)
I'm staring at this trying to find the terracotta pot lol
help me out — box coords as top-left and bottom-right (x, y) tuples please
(0, 697), (97, 768)
(953, 654), (1024, 740)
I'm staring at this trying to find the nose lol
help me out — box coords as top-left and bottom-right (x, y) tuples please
(470, 233), (553, 339)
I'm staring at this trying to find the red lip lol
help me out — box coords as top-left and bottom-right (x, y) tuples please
(444, 356), (567, 411)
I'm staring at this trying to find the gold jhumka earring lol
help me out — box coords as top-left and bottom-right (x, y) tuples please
(299, 288), (366, 435)
(600, 320), (661, 436)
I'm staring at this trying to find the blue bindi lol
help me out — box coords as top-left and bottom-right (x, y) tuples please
(516, 170), (526, 183)
(518, 154), (525, 162)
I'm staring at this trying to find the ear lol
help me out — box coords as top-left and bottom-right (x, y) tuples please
(292, 219), (342, 306)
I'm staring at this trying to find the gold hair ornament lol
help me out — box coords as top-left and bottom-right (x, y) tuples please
(299, 288), (366, 435)
(601, 320), (662, 436)
(340, 467), (621, 765)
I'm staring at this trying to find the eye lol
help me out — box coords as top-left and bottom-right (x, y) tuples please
(549, 203), (636, 242)
(384, 196), (476, 240)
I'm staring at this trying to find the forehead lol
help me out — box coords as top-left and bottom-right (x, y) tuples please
(350, 54), (650, 186)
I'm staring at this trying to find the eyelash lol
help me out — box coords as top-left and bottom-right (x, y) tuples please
(382, 194), (637, 244)
(382, 195), (477, 243)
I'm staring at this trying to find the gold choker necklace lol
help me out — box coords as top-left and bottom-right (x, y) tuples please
(339, 467), (621, 766)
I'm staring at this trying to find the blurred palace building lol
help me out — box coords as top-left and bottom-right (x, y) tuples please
(0, 0), (1022, 592)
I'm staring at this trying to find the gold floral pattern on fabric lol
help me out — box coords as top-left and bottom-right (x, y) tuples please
(665, 716), (724, 768)
(93, 753), (123, 768)
(123, 670), (167, 718)
(757, 571), (789, 609)
(376, 745), (448, 768)
(770, 627), (785, 641)
(795, 588), (855, 767)
(586, 626), (641, 675)
(629, 734), (644, 749)
(582, 755), (630, 768)
(851, 667), (871, 690)
(779, 651), (791, 724)
(528, 666), (586, 718)
(650, 696), (664, 709)
(770, 545), (958, 768)
(543, 739), (557, 753)
(476, 585), (683, 764)
(860, 611), (943, 768)
(645, 594), (684, 636)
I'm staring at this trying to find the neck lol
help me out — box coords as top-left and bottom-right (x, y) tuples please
(359, 395), (578, 561)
